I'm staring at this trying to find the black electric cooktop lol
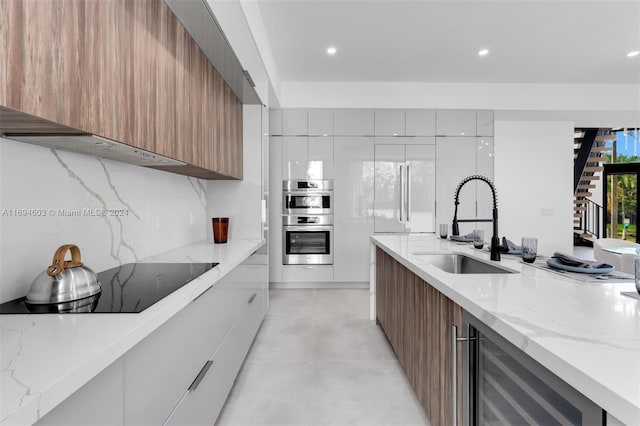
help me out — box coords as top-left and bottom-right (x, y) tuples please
(0, 262), (218, 314)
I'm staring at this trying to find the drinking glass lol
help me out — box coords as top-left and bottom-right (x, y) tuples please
(212, 217), (229, 243)
(521, 237), (538, 263)
(439, 224), (448, 239)
(473, 229), (484, 249)
(635, 257), (640, 295)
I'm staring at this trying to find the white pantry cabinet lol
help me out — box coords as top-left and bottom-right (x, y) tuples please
(374, 138), (435, 233)
(269, 109), (283, 136)
(436, 110), (476, 136)
(281, 136), (333, 180)
(405, 109), (436, 136)
(282, 109), (308, 136)
(308, 109), (333, 136)
(476, 110), (494, 136)
(333, 109), (375, 136)
(334, 137), (375, 282)
(435, 137), (494, 238)
(374, 109), (405, 136)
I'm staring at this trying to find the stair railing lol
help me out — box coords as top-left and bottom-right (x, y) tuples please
(579, 199), (603, 239)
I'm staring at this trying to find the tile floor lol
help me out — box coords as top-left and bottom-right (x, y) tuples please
(216, 289), (430, 426)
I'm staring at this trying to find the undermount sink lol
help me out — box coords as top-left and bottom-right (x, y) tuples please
(413, 253), (515, 274)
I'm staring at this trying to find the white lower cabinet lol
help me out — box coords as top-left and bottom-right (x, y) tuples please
(36, 359), (124, 426)
(39, 254), (267, 426)
(165, 281), (265, 426)
(334, 137), (374, 282)
(123, 281), (236, 425)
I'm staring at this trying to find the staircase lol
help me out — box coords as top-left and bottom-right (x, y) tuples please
(573, 128), (613, 244)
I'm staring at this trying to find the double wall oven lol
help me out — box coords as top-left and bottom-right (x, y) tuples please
(282, 180), (333, 265)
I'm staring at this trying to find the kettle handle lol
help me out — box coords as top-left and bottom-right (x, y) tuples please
(47, 244), (84, 276)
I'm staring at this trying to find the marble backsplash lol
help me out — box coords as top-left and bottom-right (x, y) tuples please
(0, 137), (208, 303)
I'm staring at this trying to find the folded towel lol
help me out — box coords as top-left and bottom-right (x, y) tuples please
(552, 252), (612, 269)
(450, 232), (474, 242)
(502, 237), (521, 251)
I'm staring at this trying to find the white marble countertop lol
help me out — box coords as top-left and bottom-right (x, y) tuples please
(370, 234), (640, 425)
(0, 238), (264, 425)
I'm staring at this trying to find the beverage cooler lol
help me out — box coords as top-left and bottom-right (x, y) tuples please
(461, 312), (602, 425)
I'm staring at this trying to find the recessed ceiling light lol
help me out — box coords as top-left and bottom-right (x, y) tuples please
(327, 46), (337, 55)
(478, 49), (489, 56)
(627, 51), (639, 58)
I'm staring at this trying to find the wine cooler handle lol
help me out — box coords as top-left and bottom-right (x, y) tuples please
(399, 165), (405, 223)
(452, 324), (458, 426)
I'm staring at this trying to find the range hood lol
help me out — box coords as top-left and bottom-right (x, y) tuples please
(3, 133), (185, 167)
(164, 0), (262, 105)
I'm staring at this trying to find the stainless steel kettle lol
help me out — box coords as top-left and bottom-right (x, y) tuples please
(26, 244), (102, 305)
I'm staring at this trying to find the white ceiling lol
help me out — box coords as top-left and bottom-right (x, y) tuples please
(254, 0), (640, 84)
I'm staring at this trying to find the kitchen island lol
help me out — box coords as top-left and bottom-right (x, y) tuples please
(0, 238), (265, 425)
(370, 234), (640, 425)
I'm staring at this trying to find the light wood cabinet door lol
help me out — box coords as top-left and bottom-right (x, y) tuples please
(375, 248), (463, 426)
(0, 0), (243, 179)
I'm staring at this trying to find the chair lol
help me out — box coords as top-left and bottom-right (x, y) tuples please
(593, 238), (640, 274)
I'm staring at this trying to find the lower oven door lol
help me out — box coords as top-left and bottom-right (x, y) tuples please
(282, 225), (333, 265)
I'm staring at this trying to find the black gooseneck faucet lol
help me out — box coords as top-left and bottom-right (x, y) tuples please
(451, 175), (502, 261)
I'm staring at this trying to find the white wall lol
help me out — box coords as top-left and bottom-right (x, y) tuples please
(0, 138), (208, 303)
(494, 121), (574, 256)
(278, 82), (640, 113)
(206, 105), (265, 242)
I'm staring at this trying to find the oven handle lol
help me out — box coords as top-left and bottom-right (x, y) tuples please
(283, 225), (333, 231)
(283, 191), (333, 196)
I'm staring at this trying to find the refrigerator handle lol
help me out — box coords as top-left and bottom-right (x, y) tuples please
(406, 164), (411, 222)
(399, 164), (404, 223)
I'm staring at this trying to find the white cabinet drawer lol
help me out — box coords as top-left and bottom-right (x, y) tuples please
(164, 327), (241, 426)
(165, 273), (265, 426)
(123, 283), (235, 425)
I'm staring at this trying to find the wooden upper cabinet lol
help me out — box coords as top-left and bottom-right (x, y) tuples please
(0, 0), (243, 180)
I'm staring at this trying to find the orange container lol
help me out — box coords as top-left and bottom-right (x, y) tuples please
(212, 217), (229, 243)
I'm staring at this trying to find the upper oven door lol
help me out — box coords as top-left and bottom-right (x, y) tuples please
(283, 191), (333, 215)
